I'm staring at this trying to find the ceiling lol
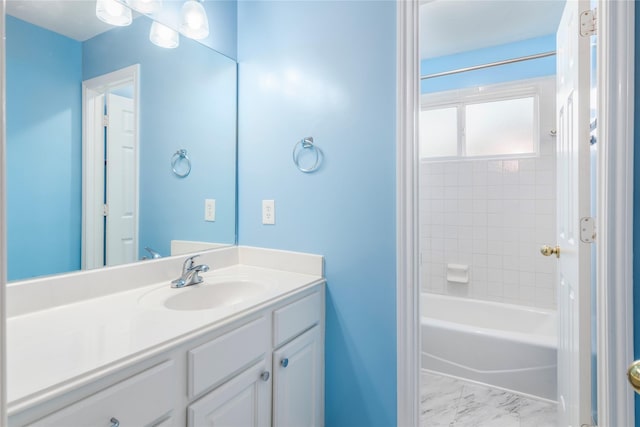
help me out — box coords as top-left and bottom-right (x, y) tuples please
(420, 0), (566, 59)
(7, 0), (566, 56)
(6, 0), (118, 41)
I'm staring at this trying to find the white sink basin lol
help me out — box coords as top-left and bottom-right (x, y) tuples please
(165, 280), (269, 311)
(139, 277), (272, 311)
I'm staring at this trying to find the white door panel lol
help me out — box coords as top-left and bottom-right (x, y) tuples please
(106, 93), (137, 266)
(556, 0), (592, 425)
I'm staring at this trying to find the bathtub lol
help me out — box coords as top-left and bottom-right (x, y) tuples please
(421, 293), (557, 401)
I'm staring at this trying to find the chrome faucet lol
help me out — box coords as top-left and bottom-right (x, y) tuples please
(171, 255), (210, 288)
(143, 246), (162, 259)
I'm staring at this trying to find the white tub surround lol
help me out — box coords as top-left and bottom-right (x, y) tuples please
(419, 78), (558, 310)
(421, 293), (557, 401)
(6, 246), (325, 426)
(419, 154), (558, 309)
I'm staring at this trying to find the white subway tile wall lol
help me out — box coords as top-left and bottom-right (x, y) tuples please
(419, 152), (557, 309)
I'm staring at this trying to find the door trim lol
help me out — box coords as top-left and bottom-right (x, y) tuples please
(82, 65), (140, 270)
(396, 1), (420, 426)
(397, 1), (636, 425)
(0, 0), (6, 424)
(596, 1), (635, 425)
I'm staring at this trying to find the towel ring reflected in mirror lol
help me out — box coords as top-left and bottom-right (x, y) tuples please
(172, 149), (192, 178)
(293, 137), (323, 173)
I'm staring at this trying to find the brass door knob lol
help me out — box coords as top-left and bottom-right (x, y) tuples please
(540, 245), (560, 258)
(628, 360), (640, 393)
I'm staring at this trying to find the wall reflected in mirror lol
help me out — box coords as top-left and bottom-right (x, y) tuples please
(6, 3), (237, 281)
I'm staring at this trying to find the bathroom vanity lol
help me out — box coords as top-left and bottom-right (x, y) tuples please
(6, 247), (325, 427)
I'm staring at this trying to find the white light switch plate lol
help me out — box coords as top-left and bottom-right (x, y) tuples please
(205, 199), (216, 222)
(262, 200), (275, 225)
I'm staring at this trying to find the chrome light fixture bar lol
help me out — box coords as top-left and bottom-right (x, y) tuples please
(126, 0), (163, 15)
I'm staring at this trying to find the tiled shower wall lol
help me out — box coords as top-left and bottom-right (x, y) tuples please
(419, 146), (557, 309)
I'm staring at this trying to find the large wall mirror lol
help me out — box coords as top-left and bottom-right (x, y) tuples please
(6, 1), (237, 281)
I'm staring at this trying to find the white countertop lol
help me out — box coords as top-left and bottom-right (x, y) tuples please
(6, 247), (324, 415)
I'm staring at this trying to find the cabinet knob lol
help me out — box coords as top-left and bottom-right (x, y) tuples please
(260, 371), (270, 381)
(110, 418), (120, 427)
(281, 358), (289, 368)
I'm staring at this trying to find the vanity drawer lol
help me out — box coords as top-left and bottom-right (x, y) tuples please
(28, 360), (175, 427)
(188, 316), (268, 399)
(273, 292), (321, 348)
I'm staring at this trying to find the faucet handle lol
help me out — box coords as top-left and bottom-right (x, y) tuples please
(182, 255), (200, 273)
(144, 246), (162, 259)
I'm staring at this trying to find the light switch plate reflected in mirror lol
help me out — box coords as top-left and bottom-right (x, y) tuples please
(205, 199), (216, 222)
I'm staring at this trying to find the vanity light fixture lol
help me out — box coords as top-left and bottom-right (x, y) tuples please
(96, 0), (133, 26)
(126, 0), (163, 15)
(180, 0), (209, 40)
(150, 21), (180, 49)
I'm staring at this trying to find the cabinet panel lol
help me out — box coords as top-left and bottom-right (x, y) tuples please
(273, 326), (323, 427)
(188, 360), (271, 427)
(153, 415), (175, 426)
(189, 316), (268, 398)
(28, 360), (175, 427)
(273, 292), (321, 348)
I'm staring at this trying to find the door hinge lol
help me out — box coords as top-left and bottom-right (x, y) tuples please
(102, 115), (109, 127)
(580, 217), (596, 243)
(580, 8), (597, 37)
(103, 204), (109, 216)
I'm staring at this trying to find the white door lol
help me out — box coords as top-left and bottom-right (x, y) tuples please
(273, 326), (323, 427)
(555, 1), (592, 425)
(187, 360), (271, 427)
(105, 93), (137, 266)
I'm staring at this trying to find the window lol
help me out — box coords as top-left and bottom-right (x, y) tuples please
(419, 107), (458, 158)
(420, 79), (543, 160)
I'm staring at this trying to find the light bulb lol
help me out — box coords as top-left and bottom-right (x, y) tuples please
(96, 0), (133, 26)
(150, 21), (179, 49)
(180, 0), (209, 40)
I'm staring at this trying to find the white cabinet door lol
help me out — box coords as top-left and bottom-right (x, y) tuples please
(188, 360), (271, 427)
(273, 326), (323, 427)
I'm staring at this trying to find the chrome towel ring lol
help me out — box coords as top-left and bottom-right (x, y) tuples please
(293, 137), (323, 173)
(172, 149), (191, 178)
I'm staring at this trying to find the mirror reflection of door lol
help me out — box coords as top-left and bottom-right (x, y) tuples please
(82, 66), (139, 270)
(105, 90), (136, 266)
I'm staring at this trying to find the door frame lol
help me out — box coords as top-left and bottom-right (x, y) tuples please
(396, 1), (636, 426)
(595, 1), (635, 425)
(82, 65), (140, 270)
(396, 0), (420, 426)
(0, 0), (7, 423)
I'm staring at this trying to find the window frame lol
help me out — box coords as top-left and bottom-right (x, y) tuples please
(419, 77), (550, 162)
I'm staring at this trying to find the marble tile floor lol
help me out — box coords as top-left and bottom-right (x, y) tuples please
(420, 370), (557, 427)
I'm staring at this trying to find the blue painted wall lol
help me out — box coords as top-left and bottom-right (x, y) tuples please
(6, 16), (82, 281)
(83, 17), (237, 259)
(421, 35), (556, 93)
(237, 2), (396, 425)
